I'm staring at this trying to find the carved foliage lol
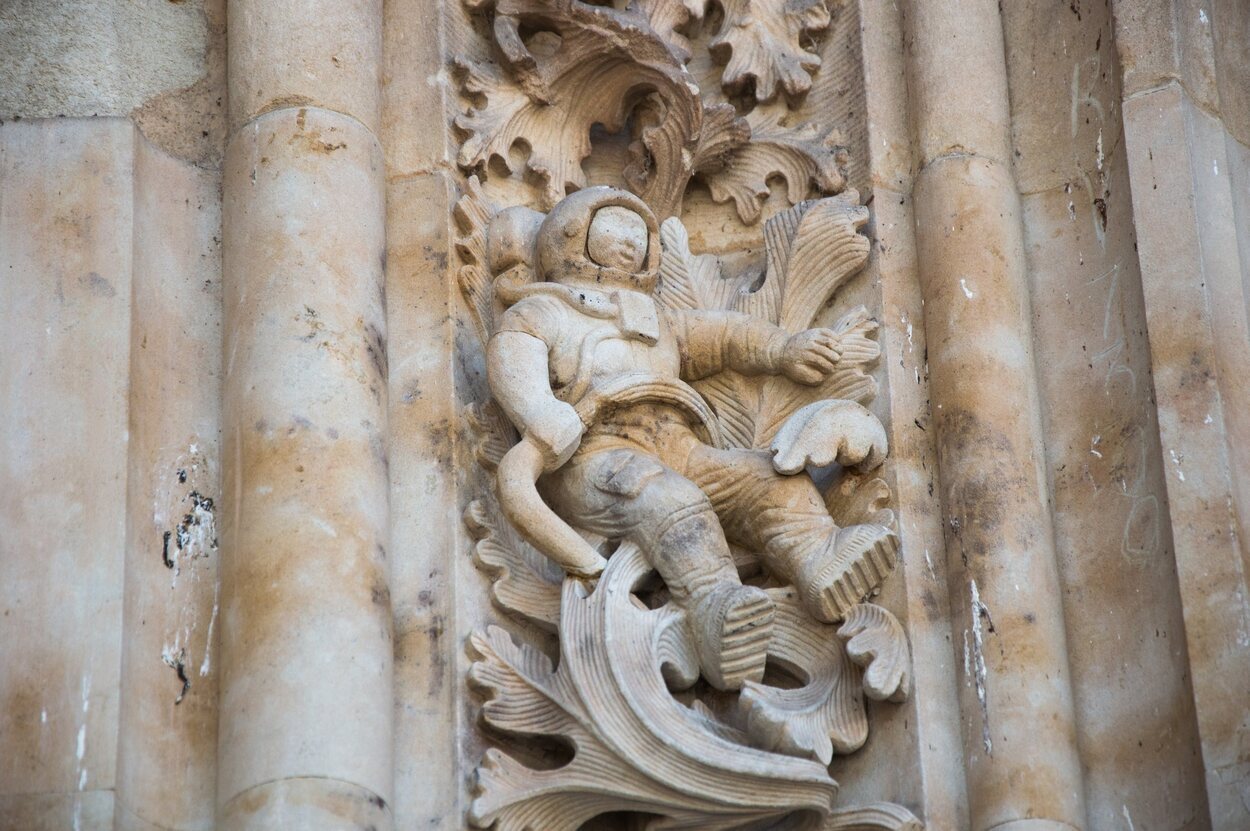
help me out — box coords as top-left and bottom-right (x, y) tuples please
(471, 545), (841, 830)
(703, 111), (847, 225)
(839, 603), (911, 703)
(468, 542), (918, 829)
(709, 0), (831, 102)
(467, 496), (563, 632)
(455, 176), (501, 344)
(740, 588), (869, 764)
(632, 0), (708, 61)
(455, 0), (704, 213)
(454, 0), (846, 223)
(657, 193), (877, 450)
(736, 593), (910, 768)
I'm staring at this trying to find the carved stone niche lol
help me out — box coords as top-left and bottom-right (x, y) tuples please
(450, 0), (919, 828)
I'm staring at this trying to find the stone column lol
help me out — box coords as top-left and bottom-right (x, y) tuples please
(218, 2), (393, 829)
(903, 1), (1087, 829)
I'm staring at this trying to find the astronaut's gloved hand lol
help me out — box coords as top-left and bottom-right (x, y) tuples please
(780, 328), (842, 385)
(526, 399), (585, 470)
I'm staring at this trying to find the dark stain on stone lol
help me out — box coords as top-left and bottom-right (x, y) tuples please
(80, 271), (116, 297)
(364, 321), (388, 381)
(165, 648), (191, 704)
(426, 614), (447, 696)
(939, 409), (1036, 565)
(370, 578), (391, 608)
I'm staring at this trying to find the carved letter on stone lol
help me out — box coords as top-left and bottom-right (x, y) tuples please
(450, 0), (921, 826)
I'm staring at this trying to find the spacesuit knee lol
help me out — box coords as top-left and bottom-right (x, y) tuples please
(592, 450), (737, 602)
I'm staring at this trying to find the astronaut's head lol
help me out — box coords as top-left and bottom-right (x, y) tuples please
(535, 187), (661, 293)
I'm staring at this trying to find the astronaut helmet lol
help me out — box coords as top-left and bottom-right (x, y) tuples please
(535, 186), (661, 293)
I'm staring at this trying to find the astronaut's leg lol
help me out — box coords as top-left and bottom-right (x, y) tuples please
(678, 442), (897, 623)
(541, 447), (774, 690)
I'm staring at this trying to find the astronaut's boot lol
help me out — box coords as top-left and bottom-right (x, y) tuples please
(688, 582), (776, 691)
(794, 524), (898, 623)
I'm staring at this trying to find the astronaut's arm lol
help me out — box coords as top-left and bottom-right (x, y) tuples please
(487, 331), (584, 467)
(672, 309), (787, 379)
(672, 309), (841, 385)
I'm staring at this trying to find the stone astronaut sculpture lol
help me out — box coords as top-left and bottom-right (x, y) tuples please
(487, 187), (896, 691)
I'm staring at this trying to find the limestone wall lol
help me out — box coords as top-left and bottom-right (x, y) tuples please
(1, 1), (1246, 829)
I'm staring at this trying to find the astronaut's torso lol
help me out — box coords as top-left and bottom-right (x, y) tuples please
(547, 306), (681, 397)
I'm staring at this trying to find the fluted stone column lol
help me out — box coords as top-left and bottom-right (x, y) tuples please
(903, 1), (1087, 829)
(218, 2), (393, 828)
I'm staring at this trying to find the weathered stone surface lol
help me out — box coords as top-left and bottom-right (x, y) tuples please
(384, 169), (464, 831)
(1005, 3), (1212, 828)
(0, 1), (1248, 829)
(0, 1), (207, 119)
(0, 790), (115, 831)
(227, 0), (383, 134)
(218, 105), (393, 809)
(114, 133), (223, 831)
(218, 777), (392, 831)
(1120, 79), (1250, 829)
(1, 117), (133, 801)
(912, 153), (1086, 831)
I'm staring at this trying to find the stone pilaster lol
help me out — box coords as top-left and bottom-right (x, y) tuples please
(217, 1), (394, 828)
(115, 135), (224, 831)
(903, 0), (1087, 828)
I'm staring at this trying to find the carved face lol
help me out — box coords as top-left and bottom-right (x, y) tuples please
(586, 206), (649, 273)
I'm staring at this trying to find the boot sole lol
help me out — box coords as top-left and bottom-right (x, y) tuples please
(713, 590), (776, 689)
(813, 528), (898, 622)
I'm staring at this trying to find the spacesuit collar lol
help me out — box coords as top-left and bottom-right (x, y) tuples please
(508, 282), (660, 344)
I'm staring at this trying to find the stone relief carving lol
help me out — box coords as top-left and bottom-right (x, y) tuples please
(453, 0), (844, 222)
(451, 0), (919, 827)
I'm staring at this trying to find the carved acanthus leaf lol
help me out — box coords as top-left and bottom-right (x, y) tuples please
(656, 199), (877, 450)
(469, 545), (843, 830)
(826, 803), (925, 831)
(693, 371), (760, 449)
(770, 399), (888, 475)
(709, 0), (831, 102)
(775, 192), (869, 332)
(466, 400), (518, 472)
(838, 603), (911, 703)
(746, 193), (876, 446)
(630, 0), (707, 61)
(703, 110), (847, 225)
(656, 217), (743, 313)
(826, 472), (894, 529)
(690, 102), (753, 173)
(751, 314), (878, 449)
(455, 0), (703, 215)
(454, 177), (501, 344)
(466, 498), (563, 632)
(739, 588), (868, 765)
